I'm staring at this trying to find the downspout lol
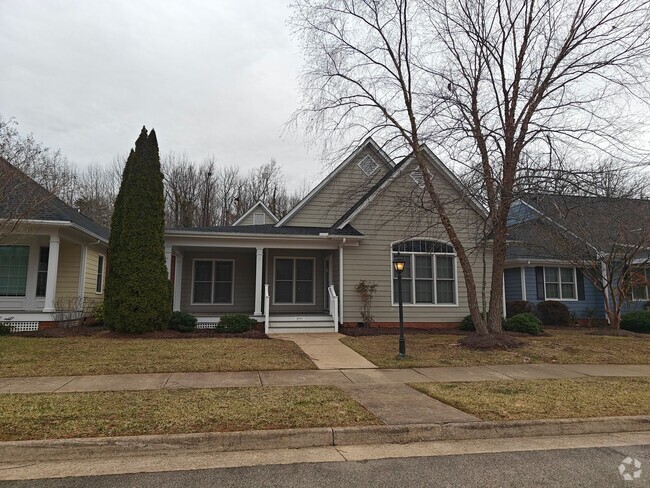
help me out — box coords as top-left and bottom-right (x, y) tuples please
(339, 238), (346, 326)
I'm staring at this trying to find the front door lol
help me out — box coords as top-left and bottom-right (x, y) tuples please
(324, 256), (332, 311)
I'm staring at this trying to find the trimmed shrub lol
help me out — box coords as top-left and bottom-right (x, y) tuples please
(0, 323), (11, 335)
(93, 302), (105, 325)
(169, 311), (198, 332)
(459, 315), (475, 331)
(504, 313), (544, 335)
(506, 300), (534, 318)
(218, 314), (258, 333)
(621, 311), (650, 334)
(536, 300), (571, 326)
(458, 314), (506, 331)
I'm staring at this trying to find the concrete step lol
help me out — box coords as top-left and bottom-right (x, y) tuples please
(268, 315), (332, 323)
(268, 326), (336, 334)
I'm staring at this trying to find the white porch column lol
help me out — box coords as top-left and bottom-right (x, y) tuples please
(43, 235), (60, 313)
(173, 254), (183, 311)
(165, 245), (173, 279)
(254, 247), (264, 316)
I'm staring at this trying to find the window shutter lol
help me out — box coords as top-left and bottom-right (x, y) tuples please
(576, 269), (585, 301)
(535, 267), (545, 301)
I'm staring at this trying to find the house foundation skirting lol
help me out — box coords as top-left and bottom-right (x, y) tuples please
(342, 321), (460, 330)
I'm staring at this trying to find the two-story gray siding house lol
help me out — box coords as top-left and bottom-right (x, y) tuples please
(164, 139), (492, 333)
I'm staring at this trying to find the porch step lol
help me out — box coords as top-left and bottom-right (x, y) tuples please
(268, 316), (336, 334)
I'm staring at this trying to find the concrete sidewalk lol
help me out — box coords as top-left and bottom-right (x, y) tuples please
(1, 363), (648, 394)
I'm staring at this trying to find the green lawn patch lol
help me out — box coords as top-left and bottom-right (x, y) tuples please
(0, 336), (316, 377)
(0, 386), (381, 441)
(340, 329), (650, 368)
(411, 377), (650, 420)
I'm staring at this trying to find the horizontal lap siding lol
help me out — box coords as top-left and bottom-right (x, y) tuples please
(343, 161), (492, 325)
(286, 147), (390, 227)
(83, 247), (106, 299)
(180, 251), (255, 314)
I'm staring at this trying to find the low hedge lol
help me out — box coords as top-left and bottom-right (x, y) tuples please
(0, 323), (11, 335)
(169, 311), (198, 332)
(506, 300), (535, 318)
(621, 311), (650, 334)
(217, 314), (258, 333)
(536, 300), (571, 326)
(504, 313), (544, 335)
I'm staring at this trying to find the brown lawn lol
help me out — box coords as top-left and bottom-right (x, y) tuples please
(0, 336), (316, 377)
(0, 386), (381, 441)
(340, 329), (650, 368)
(412, 377), (650, 420)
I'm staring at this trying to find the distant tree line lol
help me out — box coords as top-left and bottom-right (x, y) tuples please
(0, 115), (308, 229)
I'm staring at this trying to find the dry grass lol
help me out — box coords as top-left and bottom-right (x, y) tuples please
(0, 336), (316, 377)
(340, 329), (650, 368)
(412, 377), (650, 421)
(0, 386), (381, 441)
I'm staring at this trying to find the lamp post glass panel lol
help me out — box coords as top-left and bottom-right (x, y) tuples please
(393, 253), (407, 358)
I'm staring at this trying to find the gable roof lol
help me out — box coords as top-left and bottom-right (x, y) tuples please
(275, 137), (394, 227)
(0, 156), (110, 241)
(509, 193), (650, 255)
(332, 145), (487, 229)
(232, 201), (279, 226)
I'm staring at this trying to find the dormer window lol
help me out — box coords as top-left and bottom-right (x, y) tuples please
(358, 156), (379, 177)
(253, 211), (266, 225)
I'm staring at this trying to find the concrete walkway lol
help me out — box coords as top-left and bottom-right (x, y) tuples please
(1, 363), (648, 395)
(271, 333), (378, 369)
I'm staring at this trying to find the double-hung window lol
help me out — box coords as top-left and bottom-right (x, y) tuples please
(631, 268), (650, 301)
(392, 240), (456, 305)
(192, 260), (234, 304)
(36, 247), (49, 297)
(274, 258), (314, 304)
(0, 246), (29, 297)
(544, 267), (577, 300)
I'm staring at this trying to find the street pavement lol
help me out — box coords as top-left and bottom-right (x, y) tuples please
(2, 441), (647, 487)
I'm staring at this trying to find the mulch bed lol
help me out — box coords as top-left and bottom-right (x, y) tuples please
(587, 329), (645, 338)
(13, 325), (269, 340)
(339, 326), (468, 337)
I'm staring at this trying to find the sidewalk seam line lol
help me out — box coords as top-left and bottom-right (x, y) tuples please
(53, 377), (77, 392)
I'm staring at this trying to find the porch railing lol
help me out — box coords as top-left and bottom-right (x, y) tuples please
(264, 284), (270, 334)
(328, 285), (339, 333)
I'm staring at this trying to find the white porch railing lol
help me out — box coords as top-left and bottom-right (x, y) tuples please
(328, 285), (339, 333)
(264, 284), (270, 334)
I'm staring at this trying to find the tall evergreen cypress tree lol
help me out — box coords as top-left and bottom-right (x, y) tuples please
(104, 127), (172, 332)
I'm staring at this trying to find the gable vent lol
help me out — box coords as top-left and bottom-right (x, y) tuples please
(410, 170), (426, 188)
(357, 156), (379, 177)
(253, 211), (266, 225)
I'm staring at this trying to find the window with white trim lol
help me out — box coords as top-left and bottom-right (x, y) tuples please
(96, 255), (105, 294)
(192, 260), (234, 304)
(631, 268), (650, 301)
(274, 258), (314, 304)
(36, 246), (49, 297)
(253, 211), (266, 225)
(357, 155), (379, 177)
(392, 240), (456, 305)
(544, 267), (577, 300)
(0, 246), (29, 297)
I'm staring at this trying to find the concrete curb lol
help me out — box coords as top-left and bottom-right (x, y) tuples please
(1, 416), (648, 463)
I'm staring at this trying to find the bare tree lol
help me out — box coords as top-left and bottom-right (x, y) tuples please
(510, 195), (650, 331)
(291, 0), (650, 339)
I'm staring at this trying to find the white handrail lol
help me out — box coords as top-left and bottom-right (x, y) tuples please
(328, 285), (339, 333)
(264, 284), (270, 334)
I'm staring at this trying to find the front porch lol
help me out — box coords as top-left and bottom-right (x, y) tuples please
(165, 234), (350, 333)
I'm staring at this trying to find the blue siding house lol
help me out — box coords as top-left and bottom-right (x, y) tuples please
(504, 194), (649, 323)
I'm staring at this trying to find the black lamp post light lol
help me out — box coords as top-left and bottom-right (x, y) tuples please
(393, 252), (407, 358)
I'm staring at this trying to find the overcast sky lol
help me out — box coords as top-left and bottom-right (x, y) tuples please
(0, 0), (324, 188)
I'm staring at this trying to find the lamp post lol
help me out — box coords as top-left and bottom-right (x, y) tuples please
(393, 253), (406, 358)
